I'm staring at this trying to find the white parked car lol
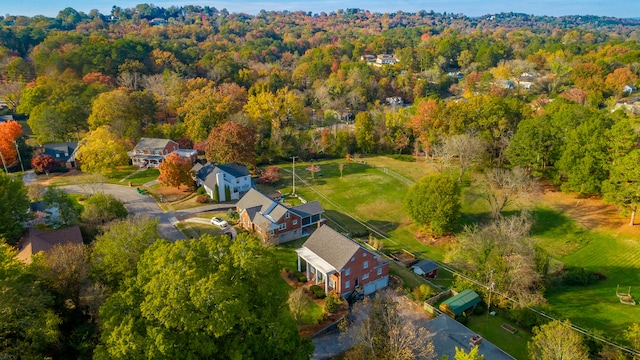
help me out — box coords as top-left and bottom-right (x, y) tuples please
(210, 217), (229, 228)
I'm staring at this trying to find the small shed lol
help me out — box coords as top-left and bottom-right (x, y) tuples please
(412, 260), (439, 278)
(439, 290), (481, 317)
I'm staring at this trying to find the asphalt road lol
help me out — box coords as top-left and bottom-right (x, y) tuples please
(63, 184), (186, 241)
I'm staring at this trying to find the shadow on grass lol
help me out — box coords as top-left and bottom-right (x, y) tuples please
(323, 209), (368, 235)
(366, 219), (398, 233)
(531, 206), (576, 236)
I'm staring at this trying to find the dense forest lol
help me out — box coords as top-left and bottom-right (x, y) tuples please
(2, 3), (640, 358)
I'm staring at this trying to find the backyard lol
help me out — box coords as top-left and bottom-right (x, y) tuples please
(270, 155), (640, 349)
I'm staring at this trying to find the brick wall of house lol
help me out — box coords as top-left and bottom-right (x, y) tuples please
(336, 247), (389, 295)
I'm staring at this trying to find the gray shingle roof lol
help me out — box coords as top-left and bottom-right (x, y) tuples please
(425, 314), (515, 360)
(216, 162), (250, 178)
(134, 138), (177, 152)
(301, 225), (362, 271)
(237, 188), (288, 225)
(291, 201), (324, 217)
(413, 260), (439, 273)
(43, 142), (78, 162)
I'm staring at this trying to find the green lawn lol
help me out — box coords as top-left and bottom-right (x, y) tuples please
(465, 313), (530, 360)
(532, 206), (640, 341)
(278, 157), (449, 264)
(125, 168), (160, 185)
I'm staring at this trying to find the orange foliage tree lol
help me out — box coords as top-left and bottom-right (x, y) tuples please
(0, 120), (22, 166)
(158, 152), (193, 189)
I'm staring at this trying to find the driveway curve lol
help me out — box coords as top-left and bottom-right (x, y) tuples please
(63, 184), (186, 241)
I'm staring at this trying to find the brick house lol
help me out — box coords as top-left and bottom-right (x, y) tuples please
(295, 225), (389, 298)
(40, 142), (79, 169)
(236, 188), (323, 244)
(128, 138), (179, 168)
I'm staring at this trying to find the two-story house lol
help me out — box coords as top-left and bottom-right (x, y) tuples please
(193, 162), (252, 201)
(40, 142), (79, 169)
(128, 138), (179, 168)
(295, 225), (389, 298)
(236, 189), (324, 244)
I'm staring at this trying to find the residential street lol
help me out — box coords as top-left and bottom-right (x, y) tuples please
(62, 184), (186, 241)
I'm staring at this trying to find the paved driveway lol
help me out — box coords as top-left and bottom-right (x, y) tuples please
(63, 184), (186, 241)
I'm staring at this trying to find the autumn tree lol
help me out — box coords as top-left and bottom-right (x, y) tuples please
(31, 154), (57, 175)
(455, 346), (484, 360)
(528, 320), (589, 360)
(439, 134), (487, 182)
(340, 289), (436, 360)
(447, 212), (545, 306)
(158, 152), (193, 189)
(606, 67), (638, 99)
(76, 126), (129, 174)
(87, 88), (156, 143)
(480, 167), (538, 220)
(95, 234), (313, 359)
(355, 112), (376, 154)
(0, 119), (22, 167)
(179, 82), (247, 142)
(260, 166), (281, 184)
(0, 172), (29, 244)
(205, 121), (257, 166)
(404, 175), (460, 235)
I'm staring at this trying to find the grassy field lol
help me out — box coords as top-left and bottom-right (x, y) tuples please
(532, 206), (640, 340)
(271, 154), (640, 354)
(275, 157), (450, 262)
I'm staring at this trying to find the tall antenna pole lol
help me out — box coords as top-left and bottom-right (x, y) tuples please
(290, 156), (298, 196)
(14, 140), (24, 173)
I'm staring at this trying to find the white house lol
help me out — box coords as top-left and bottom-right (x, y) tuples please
(193, 162), (252, 201)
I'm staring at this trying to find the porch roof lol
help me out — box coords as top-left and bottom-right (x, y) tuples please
(296, 247), (337, 275)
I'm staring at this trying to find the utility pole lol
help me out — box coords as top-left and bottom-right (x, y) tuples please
(0, 151), (7, 173)
(290, 156), (298, 196)
(14, 140), (24, 173)
(487, 269), (495, 317)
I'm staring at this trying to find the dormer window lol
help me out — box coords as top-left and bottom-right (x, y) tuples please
(285, 212), (290, 218)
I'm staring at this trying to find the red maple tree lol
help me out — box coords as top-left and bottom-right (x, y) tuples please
(259, 166), (281, 184)
(31, 154), (57, 175)
(158, 152), (193, 189)
(0, 120), (22, 166)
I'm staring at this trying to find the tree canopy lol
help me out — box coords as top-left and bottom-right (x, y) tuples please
(0, 172), (29, 244)
(95, 233), (313, 359)
(404, 174), (460, 234)
(205, 121), (257, 166)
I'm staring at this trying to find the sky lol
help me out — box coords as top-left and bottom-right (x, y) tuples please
(3, 0), (640, 19)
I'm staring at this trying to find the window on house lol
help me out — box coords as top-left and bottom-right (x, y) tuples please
(279, 223), (286, 230)
(345, 280), (350, 289)
(64, 152), (68, 156)
(377, 267), (382, 275)
(363, 273), (369, 280)
(293, 219), (298, 225)
(55, 154), (60, 158)
(351, 256), (355, 262)
(285, 212), (290, 218)
(345, 268), (350, 276)
(270, 230), (275, 235)
(363, 252), (367, 257)
(363, 261), (369, 269)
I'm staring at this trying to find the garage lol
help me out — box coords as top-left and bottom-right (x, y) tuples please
(364, 276), (389, 295)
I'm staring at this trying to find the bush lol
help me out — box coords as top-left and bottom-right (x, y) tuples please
(457, 314), (468, 325)
(310, 285), (326, 299)
(324, 292), (339, 314)
(389, 154), (416, 162)
(196, 187), (206, 195)
(195, 195), (210, 203)
(412, 284), (434, 302)
(293, 270), (307, 283)
(473, 303), (486, 315)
